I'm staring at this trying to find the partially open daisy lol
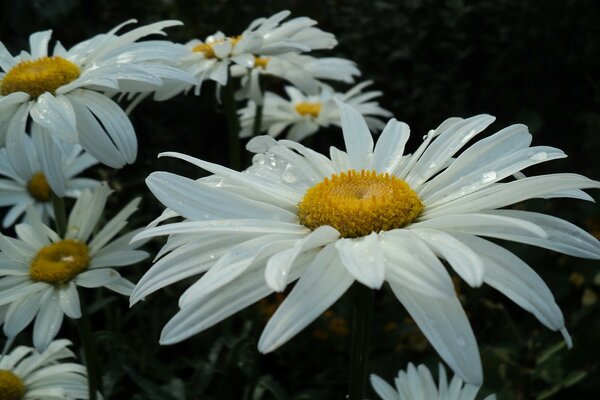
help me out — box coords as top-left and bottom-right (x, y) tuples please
(371, 363), (496, 400)
(238, 81), (391, 140)
(0, 339), (89, 399)
(0, 133), (98, 227)
(0, 184), (147, 351)
(0, 20), (194, 169)
(131, 103), (600, 385)
(154, 10), (337, 98)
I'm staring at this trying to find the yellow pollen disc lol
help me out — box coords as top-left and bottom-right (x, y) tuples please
(254, 57), (269, 69)
(192, 36), (241, 59)
(27, 172), (52, 202)
(1, 56), (80, 99)
(30, 240), (90, 284)
(295, 102), (321, 118)
(0, 370), (26, 400)
(298, 170), (423, 238)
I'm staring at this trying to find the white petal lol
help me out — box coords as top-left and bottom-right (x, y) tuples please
(58, 282), (81, 319)
(3, 291), (42, 338)
(33, 290), (64, 351)
(75, 269), (119, 288)
(335, 233), (386, 289)
(370, 374), (399, 400)
(31, 125), (66, 196)
(372, 118), (410, 173)
(258, 245), (354, 353)
(104, 276), (135, 296)
(389, 284), (483, 385)
(30, 93), (77, 141)
(336, 100), (373, 170)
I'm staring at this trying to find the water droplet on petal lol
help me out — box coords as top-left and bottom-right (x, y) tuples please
(480, 171), (497, 184)
(530, 151), (548, 161)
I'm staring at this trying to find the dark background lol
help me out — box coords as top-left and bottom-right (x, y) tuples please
(1, 1), (599, 399)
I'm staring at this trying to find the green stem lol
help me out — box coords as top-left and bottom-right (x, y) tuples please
(222, 69), (241, 170)
(252, 104), (263, 137)
(51, 193), (67, 238)
(348, 284), (374, 400)
(77, 300), (99, 400)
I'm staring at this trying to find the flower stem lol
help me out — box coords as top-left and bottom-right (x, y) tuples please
(51, 192), (67, 238)
(252, 104), (263, 137)
(222, 69), (241, 170)
(77, 299), (99, 400)
(348, 283), (374, 400)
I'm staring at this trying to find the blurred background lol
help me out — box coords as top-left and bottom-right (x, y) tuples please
(1, 0), (599, 398)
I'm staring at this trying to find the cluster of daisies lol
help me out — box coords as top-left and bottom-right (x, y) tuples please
(0, 8), (597, 400)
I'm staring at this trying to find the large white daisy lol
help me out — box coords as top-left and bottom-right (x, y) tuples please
(0, 20), (194, 169)
(153, 10), (337, 98)
(131, 103), (600, 385)
(0, 339), (90, 399)
(0, 184), (147, 351)
(0, 133), (98, 227)
(238, 81), (391, 140)
(371, 363), (496, 400)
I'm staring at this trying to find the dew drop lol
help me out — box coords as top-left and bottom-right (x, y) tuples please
(281, 164), (298, 183)
(530, 151), (548, 161)
(480, 171), (497, 184)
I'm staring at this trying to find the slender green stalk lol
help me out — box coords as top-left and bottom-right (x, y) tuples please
(50, 192), (67, 238)
(222, 69), (242, 170)
(77, 300), (99, 400)
(252, 104), (263, 137)
(348, 284), (374, 400)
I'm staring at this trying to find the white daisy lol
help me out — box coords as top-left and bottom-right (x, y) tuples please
(131, 103), (600, 385)
(0, 339), (89, 399)
(154, 10), (337, 98)
(233, 53), (361, 104)
(0, 20), (194, 170)
(238, 81), (391, 140)
(371, 363), (496, 400)
(0, 133), (98, 227)
(0, 184), (147, 351)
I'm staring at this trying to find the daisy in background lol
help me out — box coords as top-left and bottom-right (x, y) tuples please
(238, 81), (391, 141)
(0, 133), (98, 228)
(131, 103), (600, 385)
(370, 363), (496, 400)
(153, 10), (338, 99)
(0, 339), (90, 399)
(0, 20), (195, 171)
(232, 52), (361, 105)
(0, 184), (147, 351)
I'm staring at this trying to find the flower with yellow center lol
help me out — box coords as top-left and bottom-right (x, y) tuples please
(132, 102), (600, 386)
(294, 101), (322, 118)
(0, 136), (99, 228)
(0, 184), (147, 351)
(0, 20), (195, 174)
(0, 339), (90, 399)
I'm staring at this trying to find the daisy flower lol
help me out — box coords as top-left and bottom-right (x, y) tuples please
(238, 81), (391, 140)
(154, 10), (337, 98)
(0, 133), (98, 227)
(370, 363), (496, 400)
(131, 103), (600, 385)
(233, 53), (361, 104)
(0, 184), (147, 351)
(0, 20), (194, 170)
(0, 339), (89, 399)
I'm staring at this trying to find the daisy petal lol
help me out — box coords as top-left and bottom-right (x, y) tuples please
(372, 118), (410, 173)
(33, 290), (64, 351)
(3, 291), (43, 338)
(335, 233), (386, 289)
(336, 100), (373, 170)
(58, 282), (81, 319)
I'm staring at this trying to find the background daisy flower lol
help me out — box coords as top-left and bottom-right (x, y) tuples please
(132, 102), (600, 385)
(0, 184), (147, 351)
(0, 19), (194, 169)
(0, 339), (89, 399)
(0, 133), (98, 227)
(238, 81), (391, 140)
(370, 363), (496, 400)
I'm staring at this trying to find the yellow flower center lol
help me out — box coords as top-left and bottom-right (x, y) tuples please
(1, 56), (80, 99)
(295, 102), (321, 118)
(27, 172), (52, 202)
(254, 57), (269, 69)
(298, 170), (423, 238)
(30, 240), (89, 284)
(192, 36), (241, 59)
(0, 370), (26, 400)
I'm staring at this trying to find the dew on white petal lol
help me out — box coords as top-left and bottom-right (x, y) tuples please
(480, 171), (497, 184)
(460, 129), (477, 144)
(280, 270), (287, 277)
(529, 151), (548, 161)
(456, 335), (466, 347)
(209, 254), (216, 260)
(252, 154), (265, 165)
(281, 164), (298, 183)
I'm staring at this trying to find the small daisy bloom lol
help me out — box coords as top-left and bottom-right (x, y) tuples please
(155, 10), (337, 98)
(371, 363), (495, 400)
(233, 53), (361, 105)
(0, 339), (89, 399)
(238, 81), (391, 140)
(0, 133), (98, 227)
(131, 103), (600, 385)
(0, 20), (194, 169)
(0, 184), (147, 351)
